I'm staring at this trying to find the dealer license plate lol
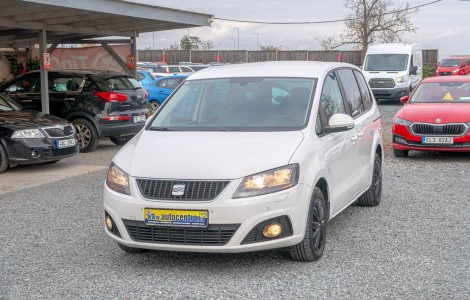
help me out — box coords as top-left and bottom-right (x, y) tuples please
(144, 209), (209, 228)
(422, 136), (453, 144)
(56, 138), (76, 149)
(133, 115), (147, 123)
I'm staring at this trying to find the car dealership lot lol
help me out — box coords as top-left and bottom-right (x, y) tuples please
(0, 104), (468, 299)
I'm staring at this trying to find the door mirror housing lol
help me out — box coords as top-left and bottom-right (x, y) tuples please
(410, 66), (418, 75)
(400, 96), (410, 103)
(324, 113), (355, 133)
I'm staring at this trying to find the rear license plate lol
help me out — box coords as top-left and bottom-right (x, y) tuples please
(422, 136), (453, 144)
(144, 209), (208, 228)
(56, 138), (76, 149)
(133, 115), (147, 123)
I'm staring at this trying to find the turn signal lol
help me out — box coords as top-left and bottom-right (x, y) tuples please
(263, 223), (282, 238)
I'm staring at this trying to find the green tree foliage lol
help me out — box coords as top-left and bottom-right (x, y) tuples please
(180, 35), (202, 50)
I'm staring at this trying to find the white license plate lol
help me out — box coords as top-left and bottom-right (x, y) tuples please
(422, 136), (454, 144)
(56, 138), (76, 149)
(133, 115), (147, 123)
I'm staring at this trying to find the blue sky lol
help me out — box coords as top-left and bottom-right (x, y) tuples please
(131, 0), (470, 58)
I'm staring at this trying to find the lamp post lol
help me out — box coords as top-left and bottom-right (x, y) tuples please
(234, 27), (240, 50)
(253, 32), (259, 50)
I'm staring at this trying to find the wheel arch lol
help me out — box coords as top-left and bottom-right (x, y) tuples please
(64, 112), (102, 137)
(315, 177), (330, 221)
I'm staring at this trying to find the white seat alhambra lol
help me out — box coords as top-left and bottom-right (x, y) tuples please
(103, 61), (383, 262)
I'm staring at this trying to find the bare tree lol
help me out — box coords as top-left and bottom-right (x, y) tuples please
(166, 42), (180, 50)
(317, 0), (418, 57)
(260, 45), (282, 51)
(201, 40), (215, 50)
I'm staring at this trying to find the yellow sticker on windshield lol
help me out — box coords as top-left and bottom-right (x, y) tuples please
(442, 92), (453, 101)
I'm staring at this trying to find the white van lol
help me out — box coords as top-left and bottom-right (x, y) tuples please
(362, 43), (422, 101)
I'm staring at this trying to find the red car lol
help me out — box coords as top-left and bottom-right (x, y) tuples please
(392, 76), (470, 157)
(435, 57), (470, 76)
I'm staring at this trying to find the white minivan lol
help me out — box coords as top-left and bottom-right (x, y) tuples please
(362, 43), (422, 101)
(103, 61), (383, 262)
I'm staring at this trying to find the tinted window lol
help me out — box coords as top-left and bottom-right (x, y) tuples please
(320, 72), (346, 125)
(353, 70), (372, 110)
(337, 69), (363, 117)
(105, 76), (141, 90)
(4, 78), (38, 93)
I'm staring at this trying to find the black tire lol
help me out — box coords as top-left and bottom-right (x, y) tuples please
(289, 187), (327, 262)
(357, 153), (382, 207)
(110, 135), (134, 146)
(117, 243), (147, 254)
(43, 160), (60, 164)
(72, 118), (99, 153)
(150, 101), (160, 112)
(0, 144), (8, 173)
(393, 148), (409, 157)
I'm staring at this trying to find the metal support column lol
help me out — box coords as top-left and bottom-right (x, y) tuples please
(130, 31), (137, 79)
(39, 29), (49, 114)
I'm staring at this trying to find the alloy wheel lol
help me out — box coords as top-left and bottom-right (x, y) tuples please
(75, 124), (91, 149)
(311, 197), (326, 251)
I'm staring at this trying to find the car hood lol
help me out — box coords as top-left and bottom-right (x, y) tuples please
(114, 131), (305, 180)
(0, 110), (67, 130)
(397, 103), (470, 123)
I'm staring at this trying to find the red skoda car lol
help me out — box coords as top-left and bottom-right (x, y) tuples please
(392, 76), (470, 157)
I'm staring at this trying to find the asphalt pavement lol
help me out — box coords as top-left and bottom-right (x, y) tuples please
(0, 102), (469, 300)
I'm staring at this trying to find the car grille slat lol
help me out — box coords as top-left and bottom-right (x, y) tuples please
(411, 123), (467, 136)
(42, 125), (75, 138)
(123, 220), (239, 245)
(368, 78), (396, 89)
(137, 179), (230, 201)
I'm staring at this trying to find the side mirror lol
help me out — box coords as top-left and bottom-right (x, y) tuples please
(324, 113), (355, 133)
(400, 96), (410, 103)
(410, 66), (418, 75)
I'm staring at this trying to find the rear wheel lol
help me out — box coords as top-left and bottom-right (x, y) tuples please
(357, 153), (382, 207)
(0, 144), (8, 173)
(117, 243), (147, 254)
(393, 148), (409, 157)
(72, 118), (98, 153)
(150, 101), (160, 112)
(110, 135), (133, 146)
(289, 187), (327, 262)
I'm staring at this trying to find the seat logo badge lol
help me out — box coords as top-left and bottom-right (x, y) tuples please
(436, 118), (442, 123)
(58, 124), (64, 130)
(172, 184), (185, 196)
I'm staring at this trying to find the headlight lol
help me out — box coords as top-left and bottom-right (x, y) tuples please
(233, 164), (299, 198)
(396, 76), (405, 83)
(11, 129), (44, 139)
(106, 162), (130, 195)
(393, 116), (413, 126)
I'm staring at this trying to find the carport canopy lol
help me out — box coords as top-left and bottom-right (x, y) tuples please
(0, 0), (213, 113)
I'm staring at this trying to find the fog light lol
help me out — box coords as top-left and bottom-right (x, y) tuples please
(263, 223), (282, 238)
(105, 216), (113, 231)
(31, 150), (40, 158)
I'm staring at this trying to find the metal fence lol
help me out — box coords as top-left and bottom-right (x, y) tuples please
(138, 49), (439, 67)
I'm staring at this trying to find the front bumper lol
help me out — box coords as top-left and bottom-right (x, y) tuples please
(103, 179), (312, 253)
(5, 137), (79, 164)
(371, 86), (409, 100)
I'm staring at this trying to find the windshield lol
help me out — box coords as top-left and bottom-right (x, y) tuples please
(0, 94), (22, 112)
(364, 54), (409, 71)
(410, 82), (470, 103)
(148, 77), (316, 131)
(439, 59), (462, 67)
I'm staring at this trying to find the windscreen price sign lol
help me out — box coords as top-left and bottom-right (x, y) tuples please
(127, 55), (136, 69)
(43, 53), (51, 70)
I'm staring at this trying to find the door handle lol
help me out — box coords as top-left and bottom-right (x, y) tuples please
(357, 131), (364, 137)
(351, 135), (359, 141)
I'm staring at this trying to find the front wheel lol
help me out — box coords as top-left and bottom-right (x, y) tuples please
(117, 243), (147, 254)
(357, 153), (382, 207)
(110, 135), (133, 146)
(289, 187), (327, 262)
(0, 144), (8, 173)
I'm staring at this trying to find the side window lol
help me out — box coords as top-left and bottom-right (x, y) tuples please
(337, 69), (363, 117)
(166, 78), (180, 90)
(49, 77), (72, 92)
(157, 79), (167, 88)
(353, 70), (372, 111)
(320, 72), (346, 127)
(4, 78), (38, 93)
(181, 66), (193, 72)
(137, 73), (145, 81)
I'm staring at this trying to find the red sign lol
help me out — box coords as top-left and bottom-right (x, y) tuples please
(43, 52), (51, 70)
(127, 54), (136, 69)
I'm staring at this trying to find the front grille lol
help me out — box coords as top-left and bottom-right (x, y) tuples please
(137, 179), (230, 201)
(369, 78), (395, 89)
(41, 146), (78, 158)
(439, 72), (452, 76)
(411, 123), (467, 136)
(43, 125), (75, 138)
(123, 219), (239, 246)
(241, 216), (293, 245)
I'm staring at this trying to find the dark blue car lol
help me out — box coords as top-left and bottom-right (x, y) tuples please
(147, 74), (189, 111)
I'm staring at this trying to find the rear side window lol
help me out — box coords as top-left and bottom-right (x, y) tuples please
(353, 70), (372, 111)
(105, 76), (141, 90)
(3, 77), (38, 93)
(337, 69), (363, 117)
